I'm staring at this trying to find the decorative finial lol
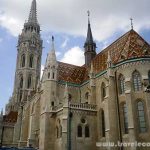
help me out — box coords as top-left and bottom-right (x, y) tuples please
(87, 10), (90, 24)
(51, 36), (55, 50)
(130, 18), (133, 30)
(52, 36), (54, 41)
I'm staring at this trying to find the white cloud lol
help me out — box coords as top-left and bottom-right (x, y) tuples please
(0, 0), (150, 41)
(0, 10), (23, 36)
(61, 46), (84, 66)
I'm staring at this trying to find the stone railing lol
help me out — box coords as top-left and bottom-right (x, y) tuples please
(70, 103), (97, 111)
(51, 103), (97, 112)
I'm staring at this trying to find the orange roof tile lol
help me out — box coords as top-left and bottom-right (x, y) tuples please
(92, 29), (150, 73)
(58, 30), (150, 84)
(58, 62), (89, 84)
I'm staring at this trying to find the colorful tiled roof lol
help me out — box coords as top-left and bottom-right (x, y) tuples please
(58, 62), (89, 84)
(3, 111), (18, 123)
(92, 29), (150, 73)
(58, 29), (150, 84)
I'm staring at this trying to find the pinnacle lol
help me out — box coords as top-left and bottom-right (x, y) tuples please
(28, 0), (38, 24)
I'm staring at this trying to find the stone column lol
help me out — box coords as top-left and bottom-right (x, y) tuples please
(125, 78), (137, 150)
(145, 91), (150, 130)
(13, 107), (23, 146)
(18, 106), (29, 147)
(27, 114), (35, 147)
(39, 106), (55, 150)
(105, 75), (120, 150)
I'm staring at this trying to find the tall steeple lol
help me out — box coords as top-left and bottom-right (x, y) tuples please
(11, 0), (42, 108)
(84, 11), (96, 66)
(28, 0), (38, 24)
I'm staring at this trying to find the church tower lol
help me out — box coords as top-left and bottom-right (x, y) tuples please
(12, 0), (42, 108)
(84, 12), (96, 66)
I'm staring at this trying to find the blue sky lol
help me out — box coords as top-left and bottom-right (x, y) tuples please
(0, 0), (150, 112)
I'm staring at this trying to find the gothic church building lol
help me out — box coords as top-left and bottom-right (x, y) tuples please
(0, 0), (150, 150)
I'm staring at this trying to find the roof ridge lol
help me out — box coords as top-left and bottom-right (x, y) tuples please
(58, 61), (85, 68)
(93, 30), (133, 60)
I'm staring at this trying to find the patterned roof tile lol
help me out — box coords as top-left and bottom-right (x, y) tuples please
(58, 30), (150, 84)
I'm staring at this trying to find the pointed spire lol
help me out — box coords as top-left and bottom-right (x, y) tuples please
(28, 0), (38, 23)
(85, 10), (94, 44)
(84, 11), (96, 66)
(107, 51), (112, 68)
(46, 36), (57, 67)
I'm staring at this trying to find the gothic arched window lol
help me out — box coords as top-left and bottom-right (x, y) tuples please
(137, 101), (146, 133)
(148, 71), (150, 84)
(132, 70), (142, 91)
(101, 109), (105, 137)
(77, 125), (82, 137)
(123, 103), (128, 134)
(19, 75), (23, 89)
(27, 75), (32, 89)
(21, 54), (25, 67)
(56, 126), (59, 138)
(119, 74), (125, 94)
(85, 92), (89, 103)
(101, 82), (106, 101)
(19, 91), (22, 102)
(85, 125), (90, 137)
(60, 125), (62, 137)
(29, 55), (34, 68)
(48, 72), (50, 79)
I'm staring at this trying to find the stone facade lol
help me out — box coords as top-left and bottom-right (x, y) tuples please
(0, 0), (150, 150)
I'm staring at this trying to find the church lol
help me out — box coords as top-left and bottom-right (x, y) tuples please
(0, 0), (150, 150)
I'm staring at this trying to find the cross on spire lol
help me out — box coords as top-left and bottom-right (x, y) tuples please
(130, 17), (133, 30)
(87, 10), (90, 24)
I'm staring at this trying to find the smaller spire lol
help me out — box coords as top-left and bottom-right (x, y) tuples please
(107, 51), (112, 68)
(85, 10), (93, 44)
(46, 36), (57, 67)
(28, 0), (38, 23)
(130, 18), (133, 30)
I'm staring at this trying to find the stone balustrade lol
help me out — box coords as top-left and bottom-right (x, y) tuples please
(51, 103), (97, 112)
(70, 103), (97, 111)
